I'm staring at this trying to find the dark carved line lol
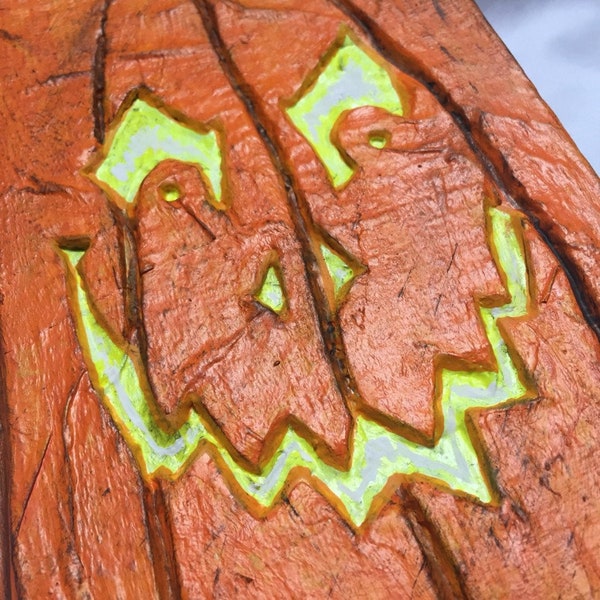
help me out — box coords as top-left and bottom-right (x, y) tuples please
(13, 434), (52, 542)
(142, 486), (184, 600)
(60, 372), (88, 593)
(331, 0), (600, 342)
(178, 202), (217, 241)
(93, 3), (182, 586)
(0, 329), (13, 598)
(92, 0), (111, 144)
(191, 0), (364, 422)
(325, 1), (509, 595)
(431, 0), (446, 21)
(112, 208), (184, 599)
(398, 489), (471, 600)
(123, 219), (146, 348)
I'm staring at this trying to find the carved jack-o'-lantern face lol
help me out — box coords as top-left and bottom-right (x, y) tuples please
(59, 30), (534, 529)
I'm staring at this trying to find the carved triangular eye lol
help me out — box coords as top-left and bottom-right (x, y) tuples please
(254, 264), (287, 315)
(317, 238), (366, 307)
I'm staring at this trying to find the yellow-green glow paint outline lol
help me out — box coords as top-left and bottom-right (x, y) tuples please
(61, 250), (207, 478)
(94, 99), (224, 206)
(255, 266), (287, 314)
(59, 205), (533, 528)
(320, 243), (358, 302)
(285, 35), (404, 189)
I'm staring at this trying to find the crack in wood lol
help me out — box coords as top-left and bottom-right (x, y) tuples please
(410, 558), (426, 599)
(141, 486), (184, 600)
(92, 0), (111, 144)
(0, 326), (12, 598)
(192, 0), (364, 422)
(13, 434), (52, 541)
(60, 372), (88, 596)
(177, 201), (217, 241)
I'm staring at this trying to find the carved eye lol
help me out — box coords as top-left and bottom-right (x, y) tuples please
(254, 260), (287, 315)
(285, 34), (403, 189)
(91, 97), (225, 212)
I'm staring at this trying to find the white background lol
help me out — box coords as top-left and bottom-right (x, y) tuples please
(476, 0), (599, 175)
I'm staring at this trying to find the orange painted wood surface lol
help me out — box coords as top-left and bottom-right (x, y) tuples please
(0, 1), (599, 598)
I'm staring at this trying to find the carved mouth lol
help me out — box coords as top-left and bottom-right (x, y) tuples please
(62, 34), (536, 528)
(58, 205), (533, 529)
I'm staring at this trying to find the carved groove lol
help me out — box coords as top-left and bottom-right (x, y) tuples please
(0, 327), (12, 599)
(192, 0), (365, 419)
(142, 486), (184, 600)
(93, 6), (185, 596)
(399, 488), (470, 600)
(92, 0), (111, 144)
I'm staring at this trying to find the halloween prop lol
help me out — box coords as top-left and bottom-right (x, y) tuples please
(1, 0), (599, 598)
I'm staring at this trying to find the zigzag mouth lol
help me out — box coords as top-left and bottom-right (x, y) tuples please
(57, 204), (535, 529)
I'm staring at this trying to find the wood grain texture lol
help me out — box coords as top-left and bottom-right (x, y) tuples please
(0, 0), (598, 598)
(0, 2), (163, 597)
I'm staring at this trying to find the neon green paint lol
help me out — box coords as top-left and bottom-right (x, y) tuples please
(255, 266), (286, 314)
(320, 243), (357, 302)
(368, 133), (388, 149)
(286, 36), (403, 189)
(61, 206), (532, 527)
(94, 99), (223, 205)
(160, 183), (182, 202)
(59, 249), (206, 478)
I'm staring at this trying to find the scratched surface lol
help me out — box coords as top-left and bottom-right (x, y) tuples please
(0, 1), (599, 598)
